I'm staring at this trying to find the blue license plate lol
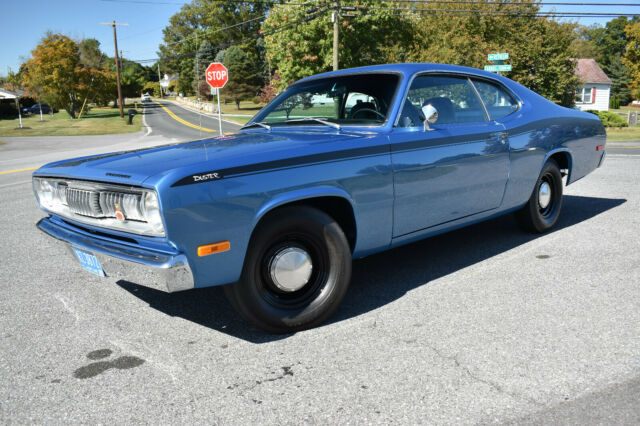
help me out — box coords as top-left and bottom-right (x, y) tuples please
(72, 247), (105, 277)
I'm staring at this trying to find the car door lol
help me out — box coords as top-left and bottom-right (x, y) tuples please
(391, 74), (510, 237)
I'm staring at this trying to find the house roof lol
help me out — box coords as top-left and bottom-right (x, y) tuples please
(574, 59), (612, 85)
(0, 88), (26, 99)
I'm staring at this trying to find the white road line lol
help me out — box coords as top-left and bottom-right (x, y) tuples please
(142, 104), (152, 136)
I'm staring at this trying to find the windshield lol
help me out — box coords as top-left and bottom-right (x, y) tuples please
(251, 73), (400, 127)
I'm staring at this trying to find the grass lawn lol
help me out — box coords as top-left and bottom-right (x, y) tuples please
(224, 115), (252, 125)
(606, 126), (640, 142)
(0, 106), (142, 137)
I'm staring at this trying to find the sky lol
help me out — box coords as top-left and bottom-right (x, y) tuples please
(1, 0), (639, 77)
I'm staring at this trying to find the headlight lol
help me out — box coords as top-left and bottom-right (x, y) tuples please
(33, 177), (165, 237)
(142, 191), (164, 235)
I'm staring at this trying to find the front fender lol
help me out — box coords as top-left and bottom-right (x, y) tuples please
(253, 185), (356, 229)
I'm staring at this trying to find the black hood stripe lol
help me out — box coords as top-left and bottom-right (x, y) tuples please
(171, 144), (390, 187)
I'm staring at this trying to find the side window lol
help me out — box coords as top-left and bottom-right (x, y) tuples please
(472, 79), (518, 121)
(398, 75), (487, 127)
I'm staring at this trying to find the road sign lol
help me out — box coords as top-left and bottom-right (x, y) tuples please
(488, 53), (509, 61)
(484, 64), (512, 72)
(205, 63), (227, 136)
(205, 63), (228, 89)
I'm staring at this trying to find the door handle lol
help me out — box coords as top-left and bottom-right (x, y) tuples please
(490, 132), (508, 144)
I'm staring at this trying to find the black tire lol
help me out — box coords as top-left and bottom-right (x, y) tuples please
(515, 159), (563, 233)
(224, 206), (352, 333)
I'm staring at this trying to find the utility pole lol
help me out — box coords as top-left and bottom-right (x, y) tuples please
(195, 31), (199, 99)
(100, 21), (128, 118)
(157, 63), (163, 98)
(332, 0), (339, 70)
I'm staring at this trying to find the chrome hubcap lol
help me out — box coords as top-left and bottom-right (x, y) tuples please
(538, 181), (552, 209)
(269, 247), (313, 292)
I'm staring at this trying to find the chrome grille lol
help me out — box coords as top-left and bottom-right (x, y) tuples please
(65, 187), (102, 217)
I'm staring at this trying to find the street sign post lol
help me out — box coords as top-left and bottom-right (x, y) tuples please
(484, 64), (512, 72)
(488, 53), (509, 61)
(486, 53), (511, 74)
(205, 63), (228, 136)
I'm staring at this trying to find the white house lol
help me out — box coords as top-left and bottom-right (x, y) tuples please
(573, 58), (612, 111)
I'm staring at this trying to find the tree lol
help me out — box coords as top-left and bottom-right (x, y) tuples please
(77, 39), (115, 108)
(263, 1), (412, 89)
(405, 2), (579, 106)
(118, 59), (147, 99)
(581, 17), (640, 105)
(194, 39), (217, 95)
(222, 46), (262, 109)
(142, 81), (161, 97)
(158, 0), (270, 93)
(21, 34), (108, 118)
(623, 21), (640, 100)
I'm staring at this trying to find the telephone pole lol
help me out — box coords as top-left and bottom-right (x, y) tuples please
(157, 63), (163, 98)
(332, 0), (339, 70)
(100, 21), (128, 118)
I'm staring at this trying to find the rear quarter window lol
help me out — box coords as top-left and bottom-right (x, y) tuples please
(471, 79), (519, 121)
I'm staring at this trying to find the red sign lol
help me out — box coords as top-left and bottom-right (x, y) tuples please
(205, 63), (228, 89)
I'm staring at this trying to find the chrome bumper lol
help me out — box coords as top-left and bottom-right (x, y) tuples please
(37, 217), (194, 293)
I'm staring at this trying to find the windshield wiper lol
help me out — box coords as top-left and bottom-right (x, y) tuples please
(284, 118), (341, 130)
(241, 121), (271, 130)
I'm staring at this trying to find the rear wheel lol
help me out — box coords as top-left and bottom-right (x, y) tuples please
(516, 159), (563, 233)
(224, 206), (352, 333)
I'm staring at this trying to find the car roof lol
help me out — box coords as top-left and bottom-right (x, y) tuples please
(297, 63), (511, 84)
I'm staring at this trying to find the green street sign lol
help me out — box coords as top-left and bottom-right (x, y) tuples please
(484, 64), (512, 72)
(488, 53), (509, 61)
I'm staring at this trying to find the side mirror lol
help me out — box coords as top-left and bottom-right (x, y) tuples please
(421, 104), (438, 131)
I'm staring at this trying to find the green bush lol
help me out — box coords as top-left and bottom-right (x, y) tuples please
(586, 110), (628, 127)
(609, 96), (620, 109)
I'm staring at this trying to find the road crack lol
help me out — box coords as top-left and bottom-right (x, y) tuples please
(427, 344), (543, 407)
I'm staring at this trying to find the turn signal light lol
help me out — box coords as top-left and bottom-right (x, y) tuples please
(197, 241), (230, 257)
(596, 145), (605, 151)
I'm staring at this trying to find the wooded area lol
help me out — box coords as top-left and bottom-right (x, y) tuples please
(3, 0), (640, 116)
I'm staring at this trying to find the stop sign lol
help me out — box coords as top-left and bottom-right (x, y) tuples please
(205, 63), (228, 89)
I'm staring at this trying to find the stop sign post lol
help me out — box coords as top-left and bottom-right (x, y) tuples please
(205, 63), (228, 135)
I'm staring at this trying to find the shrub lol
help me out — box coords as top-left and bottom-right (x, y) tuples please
(609, 96), (620, 109)
(586, 110), (628, 127)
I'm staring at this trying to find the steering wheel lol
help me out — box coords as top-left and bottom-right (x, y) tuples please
(351, 108), (386, 120)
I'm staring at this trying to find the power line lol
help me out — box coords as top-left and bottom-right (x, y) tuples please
(164, 15), (266, 48)
(353, 6), (640, 17)
(99, 0), (319, 6)
(359, 0), (640, 6)
(135, 7), (328, 63)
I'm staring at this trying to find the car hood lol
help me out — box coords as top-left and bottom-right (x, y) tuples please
(34, 129), (380, 188)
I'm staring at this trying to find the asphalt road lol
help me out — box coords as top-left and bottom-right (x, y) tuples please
(142, 99), (242, 141)
(0, 134), (639, 422)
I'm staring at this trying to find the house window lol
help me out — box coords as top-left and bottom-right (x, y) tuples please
(575, 87), (594, 104)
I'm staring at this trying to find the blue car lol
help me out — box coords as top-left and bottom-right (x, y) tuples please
(33, 63), (606, 333)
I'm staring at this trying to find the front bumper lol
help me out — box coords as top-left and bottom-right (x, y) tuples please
(37, 217), (194, 293)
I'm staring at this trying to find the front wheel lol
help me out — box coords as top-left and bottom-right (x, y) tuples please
(224, 206), (352, 333)
(515, 159), (563, 233)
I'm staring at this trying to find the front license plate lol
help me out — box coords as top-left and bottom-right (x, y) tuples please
(72, 247), (105, 277)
